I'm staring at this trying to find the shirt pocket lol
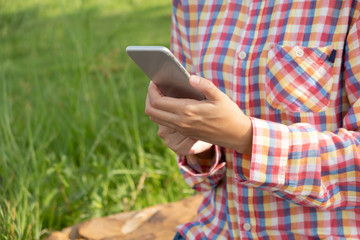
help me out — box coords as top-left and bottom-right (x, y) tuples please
(265, 45), (335, 113)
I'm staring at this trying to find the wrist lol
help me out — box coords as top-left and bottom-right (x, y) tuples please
(233, 116), (253, 154)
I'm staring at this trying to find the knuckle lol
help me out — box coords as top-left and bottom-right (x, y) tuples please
(177, 121), (187, 130)
(181, 104), (195, 117)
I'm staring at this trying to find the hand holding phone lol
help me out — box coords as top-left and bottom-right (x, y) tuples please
(126, 46), (205, 100)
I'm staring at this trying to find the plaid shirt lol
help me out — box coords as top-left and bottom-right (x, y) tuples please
(171, 1), (360, 239)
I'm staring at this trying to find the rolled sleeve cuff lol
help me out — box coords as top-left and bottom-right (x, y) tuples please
(234, 117), (290, 190)
(178, 145), (226, 191)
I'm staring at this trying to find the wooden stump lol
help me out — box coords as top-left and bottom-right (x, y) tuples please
(46, 194), (203, 240)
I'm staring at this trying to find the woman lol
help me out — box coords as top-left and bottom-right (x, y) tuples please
(146, 1), (360, 239)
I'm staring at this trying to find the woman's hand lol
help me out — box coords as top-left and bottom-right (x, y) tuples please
(145, 75), (253, 154)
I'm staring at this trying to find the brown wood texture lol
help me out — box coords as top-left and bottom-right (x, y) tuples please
(46, 194), (203, 240)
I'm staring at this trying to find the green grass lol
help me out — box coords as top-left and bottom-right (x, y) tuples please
(0, 0), (195, 239)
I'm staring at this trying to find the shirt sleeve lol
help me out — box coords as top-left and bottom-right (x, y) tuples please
(234, 16), (360, 210)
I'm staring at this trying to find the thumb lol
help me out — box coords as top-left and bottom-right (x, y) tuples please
(189, 75), (223, 101)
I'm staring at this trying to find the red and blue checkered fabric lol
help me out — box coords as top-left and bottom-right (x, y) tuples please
(171, 0), (360, 239)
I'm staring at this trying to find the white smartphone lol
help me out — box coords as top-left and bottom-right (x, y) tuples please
(126, 46), (205, 100)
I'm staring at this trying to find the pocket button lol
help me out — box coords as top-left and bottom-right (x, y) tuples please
(295, 48), (304, 58)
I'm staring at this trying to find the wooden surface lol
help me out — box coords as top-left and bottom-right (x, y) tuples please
(46, 194), (203, 240)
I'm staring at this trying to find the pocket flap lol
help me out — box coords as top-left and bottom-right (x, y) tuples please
(266, 45), (335, 113)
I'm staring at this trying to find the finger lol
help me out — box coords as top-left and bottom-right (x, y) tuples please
(190, 141), (214, 155)
(146, 108), (177, 129)
(146, 87), (178, 125)
(157, 124), (176, 139)
(148, 80), (200, 113)
(148, 81), (164, 99)
(148, 111), (177, 129)
(189, 75), (224, 101)
(149, 81), (164, 96)
(157, 124), (213, 155)
(158, 125), (195, 155)
(170, 136), (198, 155)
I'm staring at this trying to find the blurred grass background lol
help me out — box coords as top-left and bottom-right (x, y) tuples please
(0, 0), (195, 239)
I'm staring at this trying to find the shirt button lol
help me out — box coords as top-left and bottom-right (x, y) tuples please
(243, 223), (251, 231)
(238, 51), (247, 60)
(295, 48), (304, 58)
